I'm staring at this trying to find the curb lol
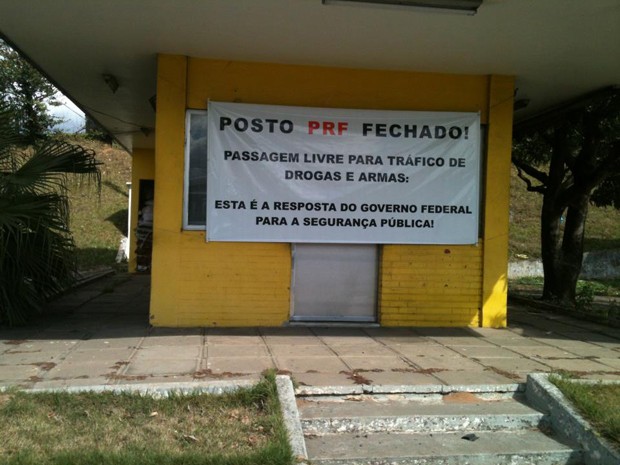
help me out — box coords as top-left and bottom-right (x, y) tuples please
(526, 373), (620, 465)
(276, 375), (309, 463)
(296, 383), (524, 396)
(2, 379), (255, 396)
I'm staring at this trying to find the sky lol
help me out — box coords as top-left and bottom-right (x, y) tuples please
(49, 93), (85, 133)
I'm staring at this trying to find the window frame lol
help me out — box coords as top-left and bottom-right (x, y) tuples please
(183, 109), (208, 230)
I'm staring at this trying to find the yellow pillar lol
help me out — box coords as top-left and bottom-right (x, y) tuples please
(150, 55), (187, 326)
(481, 75), (514, 327)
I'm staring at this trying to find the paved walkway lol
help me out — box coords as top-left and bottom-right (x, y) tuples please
(1, 274), (619, 389)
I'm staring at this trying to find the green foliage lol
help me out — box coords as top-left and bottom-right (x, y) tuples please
(575, 281), (595, 311)
(513, 90), (620, 209)
(0, 40), (61, 139)
(0, 104), (101, 326)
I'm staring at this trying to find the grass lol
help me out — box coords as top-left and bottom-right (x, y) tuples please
(550, 375), (620, 449)
(64, 136), (132, 271)
(0, 373), (293, 465)
(511, 276), (620, 298)
(509, 165), (620, 259)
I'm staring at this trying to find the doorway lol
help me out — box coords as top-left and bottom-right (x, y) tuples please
(291, 244), (378, 322)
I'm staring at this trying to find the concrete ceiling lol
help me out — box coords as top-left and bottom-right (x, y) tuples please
(0, 0), (618, 151)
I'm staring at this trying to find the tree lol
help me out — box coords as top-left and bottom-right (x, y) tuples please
(512, 87), (620, 306)
(0, 40), (61, 139)
(0, 104), (100, 326)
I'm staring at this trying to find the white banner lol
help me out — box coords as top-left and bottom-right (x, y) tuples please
(206, 102), (480, 244)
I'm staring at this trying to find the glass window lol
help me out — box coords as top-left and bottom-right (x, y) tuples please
(183, 110), (208, 229)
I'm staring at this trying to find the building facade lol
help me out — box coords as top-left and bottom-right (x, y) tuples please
(129, 55), (513, 328)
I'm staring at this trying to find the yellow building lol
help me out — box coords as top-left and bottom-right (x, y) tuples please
(131, 56), (513, 328)
(2, 1), (616, 329)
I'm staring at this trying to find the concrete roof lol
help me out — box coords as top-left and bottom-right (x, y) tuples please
(0, 0), (618, 150)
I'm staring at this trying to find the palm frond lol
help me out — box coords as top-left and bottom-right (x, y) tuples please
(0, 103), (101, 326)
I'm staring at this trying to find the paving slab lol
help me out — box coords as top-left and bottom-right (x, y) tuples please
(339, 356), (413, 371)
(538, 357), (612, 372)
(410, 355), (485, 372)
(44, 361), (119, 380)
(0, 349), (68, 364)
(506, 346), (581, 359)
(331, 344), (396, 357)
(426, 336), (498, 347)
(449, 346), (519, 359)
(391, 345), (461, 358)
(62, 348), (134, 363)
(205, 335), (265, 345)
(0, 364), (41, 381)
(133, 345), (201, 360)
(141, 335), (204, 347)
(205, 356), (275, 374)
(596, 357), (620, 370)
(484, 337), (550, 348)
(35, 377), (113, 389)
(432, 369), (519, 385)
(261, 335), (324, 345)
(275, 356), (349, 373)
(125, 358), (198, 376)
(76, 337), (144, 349)
(268, 344), (335, 357)
(481, 357), (551, 373)
(207, 344), (271, 357)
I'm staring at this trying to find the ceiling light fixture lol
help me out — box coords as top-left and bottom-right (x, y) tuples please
(322, 0), (483, 15)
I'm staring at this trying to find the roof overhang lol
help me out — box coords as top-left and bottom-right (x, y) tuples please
(1, 0), (618, 151)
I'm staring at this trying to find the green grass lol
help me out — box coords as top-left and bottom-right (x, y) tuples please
(550, 375), (620, 449)
(65, 136), (132, 271)
(509, 165), (620, 259)
(0, 374), (293, 465)
(511, 276), (620, 297)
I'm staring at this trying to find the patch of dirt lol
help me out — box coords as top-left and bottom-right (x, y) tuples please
(31, 362), (56, 371)
(110, 360), (130, 369)
(443, 392), (481, 404)
(486, 366), (521, 380)
(340, 370), (373, 385)
(4, 340), (30, 345)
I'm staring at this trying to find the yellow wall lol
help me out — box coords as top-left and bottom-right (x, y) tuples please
(150, 54), (513, 327)
(380, 244), (483, 326)
(128, 148), (155, 272)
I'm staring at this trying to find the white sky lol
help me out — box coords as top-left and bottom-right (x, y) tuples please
(49, 93), (85, 133)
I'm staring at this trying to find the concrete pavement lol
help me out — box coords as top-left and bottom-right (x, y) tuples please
(1, 273), (619, 389)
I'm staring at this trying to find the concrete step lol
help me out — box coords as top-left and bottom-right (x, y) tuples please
(298, 393), (546, 434)
(304, 430), (584, 465)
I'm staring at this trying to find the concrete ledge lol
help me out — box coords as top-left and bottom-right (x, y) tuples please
(296, 383), (524, 396)
(6, 379), (255, 397)
(276, 375), (308, 463)
(526, 373), (620, 465)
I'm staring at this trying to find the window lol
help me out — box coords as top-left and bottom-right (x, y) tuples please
(183, 110), (208, 229)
